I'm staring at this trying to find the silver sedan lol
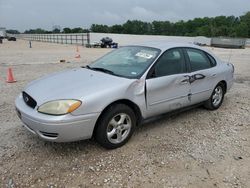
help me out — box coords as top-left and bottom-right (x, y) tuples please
(15, 42), (234, 149)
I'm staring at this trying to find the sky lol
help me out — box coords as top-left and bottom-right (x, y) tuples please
(0, 0), (250, 32)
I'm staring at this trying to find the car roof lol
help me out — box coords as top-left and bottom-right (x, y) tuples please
(131, 41), (203, 51)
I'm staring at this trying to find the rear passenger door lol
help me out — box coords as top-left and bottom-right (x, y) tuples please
(184, 48), (217, 104)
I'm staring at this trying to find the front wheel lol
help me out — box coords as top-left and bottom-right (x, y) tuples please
(95, 104), (136, 149)
(204, 83), (225, 110)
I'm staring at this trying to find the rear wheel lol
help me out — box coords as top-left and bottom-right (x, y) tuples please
(204, 83), (225, 110)
(95, 104), (136, 149)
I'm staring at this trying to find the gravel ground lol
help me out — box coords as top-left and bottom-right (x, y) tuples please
(0, 40), (250, 188)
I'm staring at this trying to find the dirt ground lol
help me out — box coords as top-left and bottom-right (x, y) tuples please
(0, 40), (250, 188)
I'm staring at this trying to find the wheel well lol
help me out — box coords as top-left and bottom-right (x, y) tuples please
(92, 99), (142, 137)
(219, 80), (227, 93)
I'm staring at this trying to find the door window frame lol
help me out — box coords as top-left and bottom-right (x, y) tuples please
(183, 47), (217, 73)
(146, 47), (189, 79)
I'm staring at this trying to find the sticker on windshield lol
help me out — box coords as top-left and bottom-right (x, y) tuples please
(131, 72), (137, 75)
(135, 52), (153, 59)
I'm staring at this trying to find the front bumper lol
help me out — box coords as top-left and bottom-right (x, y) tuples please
(15, 94), (100, 142)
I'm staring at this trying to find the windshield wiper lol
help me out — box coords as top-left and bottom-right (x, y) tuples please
(86, 65), (115, 75)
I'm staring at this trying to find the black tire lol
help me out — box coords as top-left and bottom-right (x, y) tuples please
(95, 104), (136, 149)
(204, 83), (225, 110)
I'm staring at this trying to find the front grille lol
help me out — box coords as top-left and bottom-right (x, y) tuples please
(39, 131), (58, 138)
(22, 92), (37, 109)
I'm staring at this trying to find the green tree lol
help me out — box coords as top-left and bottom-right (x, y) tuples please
(63, 27), (71, 33)
(6, 29), (20, 34)
(235, 23), (248, 37)
(90, 24), (110, 33)
(152, 21), (173, 35)
(196, 25), (211, 37)
(173, 20), (186, 36)
(22, 12), (250, 37)
(71, 27), (85, 33)
(122, 20), (152, 35)
(52, 28), (60, 33)
(240, 11), (250, 37)
(24, 28), (48, 34)
(110, 25), (124, 33)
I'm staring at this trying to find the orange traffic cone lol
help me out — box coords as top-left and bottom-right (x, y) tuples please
(6, 68), (17, 83)
(75, 45), (81, 58)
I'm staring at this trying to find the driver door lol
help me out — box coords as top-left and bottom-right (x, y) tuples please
(145, 48), (191, 117)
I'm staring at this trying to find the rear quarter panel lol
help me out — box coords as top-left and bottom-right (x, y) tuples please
(213, 60), (234, 92)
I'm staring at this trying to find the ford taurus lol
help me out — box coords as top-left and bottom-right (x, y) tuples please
(15, 42), (234, 149)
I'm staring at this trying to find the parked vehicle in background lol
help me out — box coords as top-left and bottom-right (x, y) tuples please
(100, 37), (118, 48)
(7, 37), (17, 41)
(15, 42), (234, 149)
(87, 37), (118, 48)
(194, 36), (211, 46)
(211, 37), (246, 49)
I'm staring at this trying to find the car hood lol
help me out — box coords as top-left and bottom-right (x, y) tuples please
(24, 68), (133, 105)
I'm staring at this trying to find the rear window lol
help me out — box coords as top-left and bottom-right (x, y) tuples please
(207, 53), (217, 67)
(186, 48), (212, 72)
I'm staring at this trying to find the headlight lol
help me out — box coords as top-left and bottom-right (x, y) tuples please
(38, 100), (82, 115)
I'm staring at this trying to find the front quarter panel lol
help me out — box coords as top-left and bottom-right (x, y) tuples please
(71, 79), (147, 118)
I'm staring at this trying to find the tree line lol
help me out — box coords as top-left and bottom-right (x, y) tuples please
(8, 11), (250, 38)
(90, 12), (250, 38)
(22, 27), (89, 34)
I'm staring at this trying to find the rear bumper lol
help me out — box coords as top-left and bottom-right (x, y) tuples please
(15, 94), (100, 142)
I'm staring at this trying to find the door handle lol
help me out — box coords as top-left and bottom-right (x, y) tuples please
(193, 74), (206, 80)
(188, 74), (205, 84)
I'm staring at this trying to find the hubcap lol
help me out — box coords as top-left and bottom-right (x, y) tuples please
(107, 113), (132, 144)
(212, 86), (223, 107)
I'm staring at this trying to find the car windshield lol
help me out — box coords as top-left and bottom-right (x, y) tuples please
(88, 46), (161, 78)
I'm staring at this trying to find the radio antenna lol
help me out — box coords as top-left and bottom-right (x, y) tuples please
(227, 49), (233, 63)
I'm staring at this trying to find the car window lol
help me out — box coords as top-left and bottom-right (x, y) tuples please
(90, 46), (160, 78)
(186, 48), (212, 72)
(207, 53), (217, 67)
(153, 48), (186, 77)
